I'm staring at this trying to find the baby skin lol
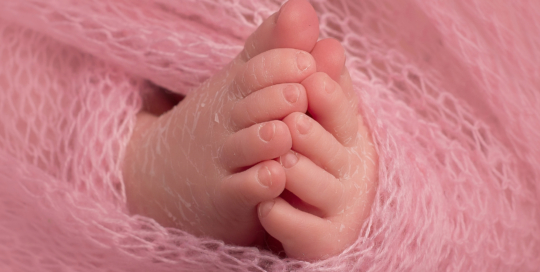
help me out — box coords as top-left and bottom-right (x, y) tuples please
(123, 0), (377, 261)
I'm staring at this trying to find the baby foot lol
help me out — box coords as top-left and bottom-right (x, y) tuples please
(123, 0), (319, 246)
(258, 39), (378, 260)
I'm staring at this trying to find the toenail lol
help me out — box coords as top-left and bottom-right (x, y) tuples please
(280, 152), (298, 168)
(259, 122), (275, 142)
(296, 52), (312, 72)
(283, 85), (299, 104)
(259, 200), (275, 218)
(257, 166), (272, 188)
(296, 115), (312, 135)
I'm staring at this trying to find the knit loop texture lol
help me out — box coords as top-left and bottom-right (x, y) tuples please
(0, 0), (538, 271)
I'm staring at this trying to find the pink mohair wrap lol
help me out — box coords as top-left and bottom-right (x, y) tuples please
(0, 0), (539, 271)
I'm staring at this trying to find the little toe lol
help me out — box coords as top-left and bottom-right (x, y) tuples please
(279, 151), (345, 216)
(215, 160), (286, 218)
(258, 197), (351, 260)
(283, 112), (350, 178)
(220, 121), (292, 170)
(311, 38), (346, 82)
(232, 49), (316, 98)
(211, 160), (286, 245)
(230, 83), (307, 130)
(302, 72), (359, 146)
(240, 0), (319, 61)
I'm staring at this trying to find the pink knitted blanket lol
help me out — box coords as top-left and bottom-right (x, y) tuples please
(0, 0), (539, 271)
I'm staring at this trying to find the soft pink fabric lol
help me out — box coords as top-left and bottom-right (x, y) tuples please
(0, 0), (539, 271)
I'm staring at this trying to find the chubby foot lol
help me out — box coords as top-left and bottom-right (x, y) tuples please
(258, 39), (378, 260)
(123, 0), (319, 246)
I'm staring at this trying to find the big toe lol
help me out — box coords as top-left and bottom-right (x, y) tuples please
(240, 0), (319, 61)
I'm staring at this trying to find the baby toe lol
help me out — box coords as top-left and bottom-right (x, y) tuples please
(258, 197), (354, 261)
(311, 38), (356, 100)
(231, 49), (316, 98)
(220, 121), (291, 170)
(230, 83), (307, 130)
(212, 160), (286, 245)
(283, 112), (350, 178)
(240, 0), (319, 61)
(215, 160), (286, 217)
(311, 38), (346, 82)
(278, 151), (345, 216)
(302, 72), (359, 146)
